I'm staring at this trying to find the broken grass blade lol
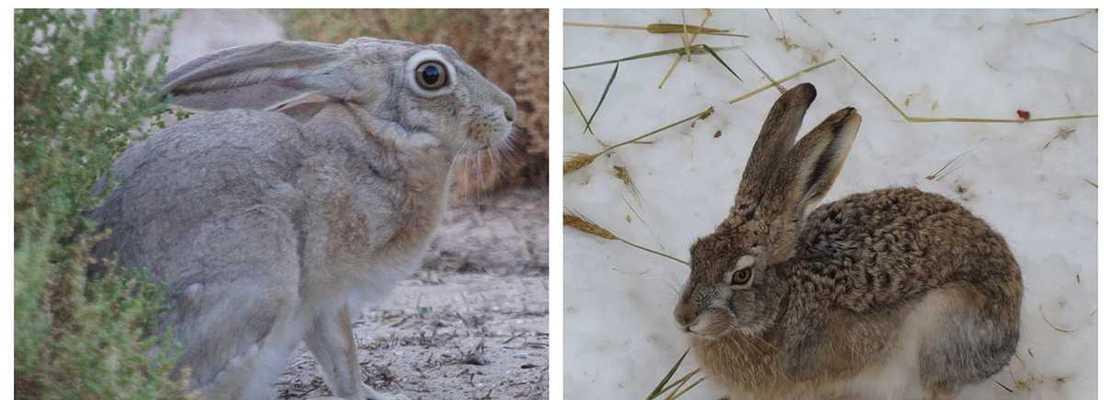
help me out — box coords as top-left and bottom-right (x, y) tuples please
(566, 108), (714, 175)
(926, 149), (972, 181)
(585, 62), (621, 135)
(647, 348), (691, 399)
(840, 54), (912, 121)
(564, 21), (650, 30)
(842, 54), (1097, 124)
(604, 107), (715, 155)
(658, 55), (684, 89)
(701, 45), (745, 84)
(563, 82), (596, 136)
(728, 58), (837, 104)
(565, 44), (741, 71)
(742, 49), (785, 93)
(1025, 10), (1095, 26)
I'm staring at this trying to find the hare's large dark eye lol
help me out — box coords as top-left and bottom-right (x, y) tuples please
(731, 268), (753, 286)
(729, 255), (756, 287)
(415, 61), (448, 90)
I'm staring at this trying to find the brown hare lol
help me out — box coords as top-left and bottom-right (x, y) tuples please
(674, 83), (1022, 400)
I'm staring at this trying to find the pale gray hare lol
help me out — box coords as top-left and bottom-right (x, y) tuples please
(673, 83), (1022, 400)
(90, 38), (515, 399)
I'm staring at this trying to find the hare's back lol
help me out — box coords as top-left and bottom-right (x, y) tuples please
(796, 187), (1017, 311)
(91, 110), (307, 278)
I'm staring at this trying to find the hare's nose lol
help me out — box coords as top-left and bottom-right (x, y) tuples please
(674, 303), (697, 329)
(504, 109), (515, 122)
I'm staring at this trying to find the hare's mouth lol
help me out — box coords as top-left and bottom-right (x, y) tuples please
(684, 311), (735, 339)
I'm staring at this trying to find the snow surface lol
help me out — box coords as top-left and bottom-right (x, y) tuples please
(563, 9), (1097, 399)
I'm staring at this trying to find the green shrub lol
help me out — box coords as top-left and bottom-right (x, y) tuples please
(14, 9), (187, 399)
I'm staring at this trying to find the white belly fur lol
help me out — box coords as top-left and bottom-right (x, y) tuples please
(843, 290), (958, 400)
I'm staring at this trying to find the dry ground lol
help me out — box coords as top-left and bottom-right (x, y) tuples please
(277, 188), (549, 400)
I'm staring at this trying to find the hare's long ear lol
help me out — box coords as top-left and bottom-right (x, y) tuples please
(726, 83), (816, 224)
(776, 107), (861, 214)
(162, 41), (365, 111)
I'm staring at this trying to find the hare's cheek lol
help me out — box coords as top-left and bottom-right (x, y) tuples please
(465, 118), (492, 143)
(465, 111), (512, 146)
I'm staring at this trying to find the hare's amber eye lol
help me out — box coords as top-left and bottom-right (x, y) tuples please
(416, 61), (448, 90)
(731, 268), (753, 286)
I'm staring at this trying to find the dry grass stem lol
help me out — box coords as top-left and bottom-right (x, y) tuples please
(728, 58), (837, 104)
(925, 150), (972, 181)
(564, 212), (689, 266)
(658, 56), (684, 89)
(659, 9), (712, 88)
(564, 21), (747, 37)
(621, 194), (649, 225)
(1042, 127), (1075, 150)
(1038, 305), (1076, 333)
(607, 107), (715, 153)
(647, 23), (747, 37)
(565, 44), (742, 71)
(742, 50), (786, 93)
(1084, 178), (1097, 188)
(564, 21), (653, 30)
(841, 55), (1098, 124)
(1024, 10), (1095, 26)
(565, 106), (715, 174)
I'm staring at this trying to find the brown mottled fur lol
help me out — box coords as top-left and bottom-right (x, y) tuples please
(676, 84), (1022, 399)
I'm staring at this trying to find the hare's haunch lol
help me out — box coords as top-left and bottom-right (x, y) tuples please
(91, 38), (516, 400)
(675, 83), (1022, 400)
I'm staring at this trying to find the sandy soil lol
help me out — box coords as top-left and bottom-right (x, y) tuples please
(277, 188), (549, 400)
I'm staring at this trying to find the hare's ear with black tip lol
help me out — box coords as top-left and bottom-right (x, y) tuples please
(161, 41), (367, 111)
(723, 83), (817, 227)
(776, 107), (861, 214)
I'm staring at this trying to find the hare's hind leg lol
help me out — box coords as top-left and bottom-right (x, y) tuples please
(167, 207), (304, 400)
(304, 302), (406, 400)
(917, 282), (1020, 396)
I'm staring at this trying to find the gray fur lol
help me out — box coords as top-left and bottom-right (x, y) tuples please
(674, 83), (1022, 399)
(91, 38), (515, 400)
